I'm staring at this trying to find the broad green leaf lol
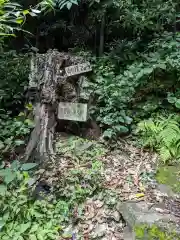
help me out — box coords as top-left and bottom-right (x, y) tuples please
(124, 116), (133, 125)
(103, 129), (114, 139)
(37, 234), (44, 240)
(0, 220), (5, 230)
(25, 103), (33, 111)
(0, 169), (11, 177)
(0, 184), (7, 196)
(22, 10), (29, 15)
(24, 119), (34, 127)
(21, 163), (38, 171)
(168, 96), (176, 104)
(30, 224), (39, 233)
(175, 99), (180, 109)
(114, 125), (129, 133)
(4, 171), (16, 184)
(19, 222), (31, 234)
(14, 140), (25, 146)
(66, 2), (72, 9)
(31, 9), (41, 14)
(16, 18), (24, 24)
(11, 160), (20, 170)
(0, 141), (4, 150)
(29, 235), (37, 240)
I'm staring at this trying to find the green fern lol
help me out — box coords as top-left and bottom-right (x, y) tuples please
(137, 115), (180, 163)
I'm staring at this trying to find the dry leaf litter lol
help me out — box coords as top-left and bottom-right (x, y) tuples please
(34, 134), (180, 239)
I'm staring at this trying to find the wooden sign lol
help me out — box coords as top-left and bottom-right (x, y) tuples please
(65, 62), (92, 77)
(58, 102), (88, 122)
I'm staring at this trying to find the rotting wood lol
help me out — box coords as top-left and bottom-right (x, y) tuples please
(25, 49), (91, 163)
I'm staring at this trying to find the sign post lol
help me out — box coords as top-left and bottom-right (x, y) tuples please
(65, 62), (92, 77)
(58, 102), (88, 122)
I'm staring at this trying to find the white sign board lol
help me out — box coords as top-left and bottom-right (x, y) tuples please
(58, 102), (88, 122)
(65, 62), (92, 77)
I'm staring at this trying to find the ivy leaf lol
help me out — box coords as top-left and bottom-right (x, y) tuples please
(21, 163), (38, 171)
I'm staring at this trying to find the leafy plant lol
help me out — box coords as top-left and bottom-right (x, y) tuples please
(0, 160), (37, 190)
(0, 171), (70, 240)
(135, 224), (180, 240)
(0, 107), (34, 161)
(0, 51), (29, 110)
(88, 32), (180, 139)
(167, 92), (180, 109)
(56, 135), (106, 162)
(137, 115), (180, 163)
(55, 0), (79, 10)
(0, 0), (57, 37)
(54, 136), (105, 202)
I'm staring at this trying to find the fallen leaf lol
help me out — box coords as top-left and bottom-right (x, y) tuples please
(135, 193), (145, 198)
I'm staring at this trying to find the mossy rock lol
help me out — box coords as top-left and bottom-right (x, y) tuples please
(156, 165), (180, 194)
(134, 224), (180, 239)
(117, 201), (180, 239)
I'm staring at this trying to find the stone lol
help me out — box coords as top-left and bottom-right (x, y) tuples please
(117, 201), (180, 236)
(110, 210), (121, 222)
(123, 226), (135, 240)
(157, 184), (177, 197)
(91, 223), (107, 238)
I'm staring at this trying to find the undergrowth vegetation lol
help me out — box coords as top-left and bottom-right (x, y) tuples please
(54, 136), (105, 202)
(137, 115), (180, 163)
(0, 168), (70, 240)
(0, 0), (180, 238)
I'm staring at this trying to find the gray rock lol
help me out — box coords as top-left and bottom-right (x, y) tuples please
(111, 210), (121, 222)
(117, 201), (180, 236)
(123, 226), (135, 240)
(157, 184), (179, 198)
(91, 223), (107, 239)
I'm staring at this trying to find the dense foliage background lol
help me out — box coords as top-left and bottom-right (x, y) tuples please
(1, 0), (180, 238)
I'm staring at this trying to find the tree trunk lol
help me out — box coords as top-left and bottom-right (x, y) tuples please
(99, 12), (105, 57)
(25, 50), (85, 163)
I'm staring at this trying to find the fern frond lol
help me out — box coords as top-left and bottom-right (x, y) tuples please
(137, 115), (180, 163)
(159, 146), (172, 164)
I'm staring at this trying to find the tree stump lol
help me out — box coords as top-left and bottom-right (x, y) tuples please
(25, 49), (87, 163)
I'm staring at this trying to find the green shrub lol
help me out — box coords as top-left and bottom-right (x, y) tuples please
(0, 106), (34, 162)
(55, 136), (105, 202)
(0, 51), (29, 112)
(0, 170), (70, 240)
(137, 115), (180, 163)
(89, 33), (180, 139)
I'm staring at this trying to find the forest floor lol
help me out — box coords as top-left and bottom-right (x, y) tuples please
(35, 133), (180, 239)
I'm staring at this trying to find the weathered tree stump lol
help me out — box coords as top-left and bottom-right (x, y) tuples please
(25, 49), (88, 162)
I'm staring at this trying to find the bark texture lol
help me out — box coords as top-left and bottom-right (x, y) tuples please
(25, 49), (86, 162)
